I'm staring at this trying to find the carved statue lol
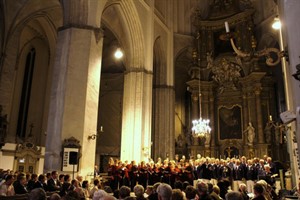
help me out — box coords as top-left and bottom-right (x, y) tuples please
(264, 122), (272, 144)
(274, 122), (284, 144)
(211, 58), (241, 93)
(244, 122), (255, 145)
(176, 134), (185, 148)
(204, 132), (211, 146)
(206, 51), (214, 69)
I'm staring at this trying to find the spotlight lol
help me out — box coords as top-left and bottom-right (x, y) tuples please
(272, 17), (281, 30)
(114, 48), (123, 59)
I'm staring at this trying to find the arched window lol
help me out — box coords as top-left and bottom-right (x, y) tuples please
(17, 48), (36, 138)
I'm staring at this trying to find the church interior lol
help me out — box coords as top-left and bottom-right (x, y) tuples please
(1, 0), (300, 192)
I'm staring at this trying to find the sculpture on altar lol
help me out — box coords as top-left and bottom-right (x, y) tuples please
(244, 122), (255, 145)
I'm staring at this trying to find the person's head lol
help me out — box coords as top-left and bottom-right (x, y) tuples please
(174, 181), (183, 191)
(59, 174), (65, 182)
(153, 182), (161, 193)
(49, 193), (61, 200)
(31, 173), (38, 181)
(185, 185), (197, 200)
(212, 185), (220, 195)
(28, 188), (47, 200)
(119, 186), (131, 199)
(64, 174), (70, 182)
(94, 179), (100, 187)
(82, 180), (89, 189)
(253, 183), (264, 197)
(51, 171), (58, 179)
(225, 191), (243, 200)
(239, 183), (247, 192)
(71, 179), (78, 187)
(46, 172), (51, 180)
(157, 183), (172, 200)
(146, 185), (154, 195)
(134, 185), (145, 198)
(93, 189), (108, 200)
(18, 174), (27, 185)
(5, 174), (14, 185)
(207, 182), (213, 194)
(196, 180), (208, 196)
(171, 189), (184, 200)
(38, 174), (46, 183)
(103, 186), (113, 193)
(76, 175), (83, 182)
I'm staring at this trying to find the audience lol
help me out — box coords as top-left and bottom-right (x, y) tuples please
(157, 183), (172, 200)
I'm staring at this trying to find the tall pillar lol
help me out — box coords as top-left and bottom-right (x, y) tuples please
(152, 86), (175, 160)
(121, 70), (152, 163)
(254, 85), (265, 144)
(242, 90), (248, 145)
(44, 1), (103, 176)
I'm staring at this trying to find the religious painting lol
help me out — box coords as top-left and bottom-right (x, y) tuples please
(218, 105), (242, 140)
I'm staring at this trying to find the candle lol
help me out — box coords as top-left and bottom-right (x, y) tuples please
(225, 21), (230, 33)
(100, 126), (103, 132)
(269, 115), (272, 121)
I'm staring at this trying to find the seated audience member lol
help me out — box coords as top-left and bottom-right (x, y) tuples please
(0, 174), (15, 196)
(134, 185), (146, 200)
(157, 183), (172, 200)
(59, 174), (65, 186)
(34, 174), (47, 190)
(103, 185), (113, 194)
(82, 180), (91, 198)
(196, 180), (212, 200)
(211, 185), (222, 200)
(93, 189), (108, 200)
(252, 183), (266, 200)
(60, 174), (71, 197)
(90, 179), (101, 198)
(27, 173), (37, 191)
(185, 185), (197, 200)
(14, 173), (28, 194)
(28, 188), (47, 200)
(71, 179), (85, 199)
(239, 183), (249, 200)
(146, 185), (155, 199)
(172, 189), (184, 200)
(49, 193), (61, 200)
(119, 186), (131, 200)
(48, 171), (60, 192)
(225, 191), (243, 200)
(113, 189), (120, 199)
(76, 174), (83, 187)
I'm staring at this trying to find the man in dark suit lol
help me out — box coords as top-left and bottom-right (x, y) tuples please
(47, 171), (60, 192)
(13, 174), (28, 194)
(34, 174), (47, 191)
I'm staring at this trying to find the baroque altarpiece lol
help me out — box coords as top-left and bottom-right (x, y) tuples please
(175, 1), (288, 161)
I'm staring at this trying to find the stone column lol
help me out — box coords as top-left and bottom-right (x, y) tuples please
(120, 70), (153, 163)
(254, 85), (265, 144)
(44, 1), (103, 176)
(152, 86), (175, 160)
(209, 92), (215, 148)
(242, 90), (248, 145)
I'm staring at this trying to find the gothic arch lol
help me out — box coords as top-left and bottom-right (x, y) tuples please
(0, 3), (62, 143)
(102, 0), (145, 69)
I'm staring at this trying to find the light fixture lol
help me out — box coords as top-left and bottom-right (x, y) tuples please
(272, 17), (281, 30)
(114, 48), (123, 59)
(224, 21), (287, 67)
(191, 50), (212, 138)
(88, 126), (103, 140)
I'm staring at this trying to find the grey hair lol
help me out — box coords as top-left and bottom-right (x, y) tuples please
(157, 183), (172, 200)
(134, 185), (145, 198)
(225, 191), (243, 200)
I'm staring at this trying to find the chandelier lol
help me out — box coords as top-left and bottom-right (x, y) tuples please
(190, 51), (212, 138)
(224, 21), (287, 67)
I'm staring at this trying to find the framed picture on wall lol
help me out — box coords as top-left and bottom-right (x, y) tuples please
(218, 105), (243, 140)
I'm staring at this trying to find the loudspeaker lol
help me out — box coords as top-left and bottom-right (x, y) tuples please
(69, 151), (78, 165)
